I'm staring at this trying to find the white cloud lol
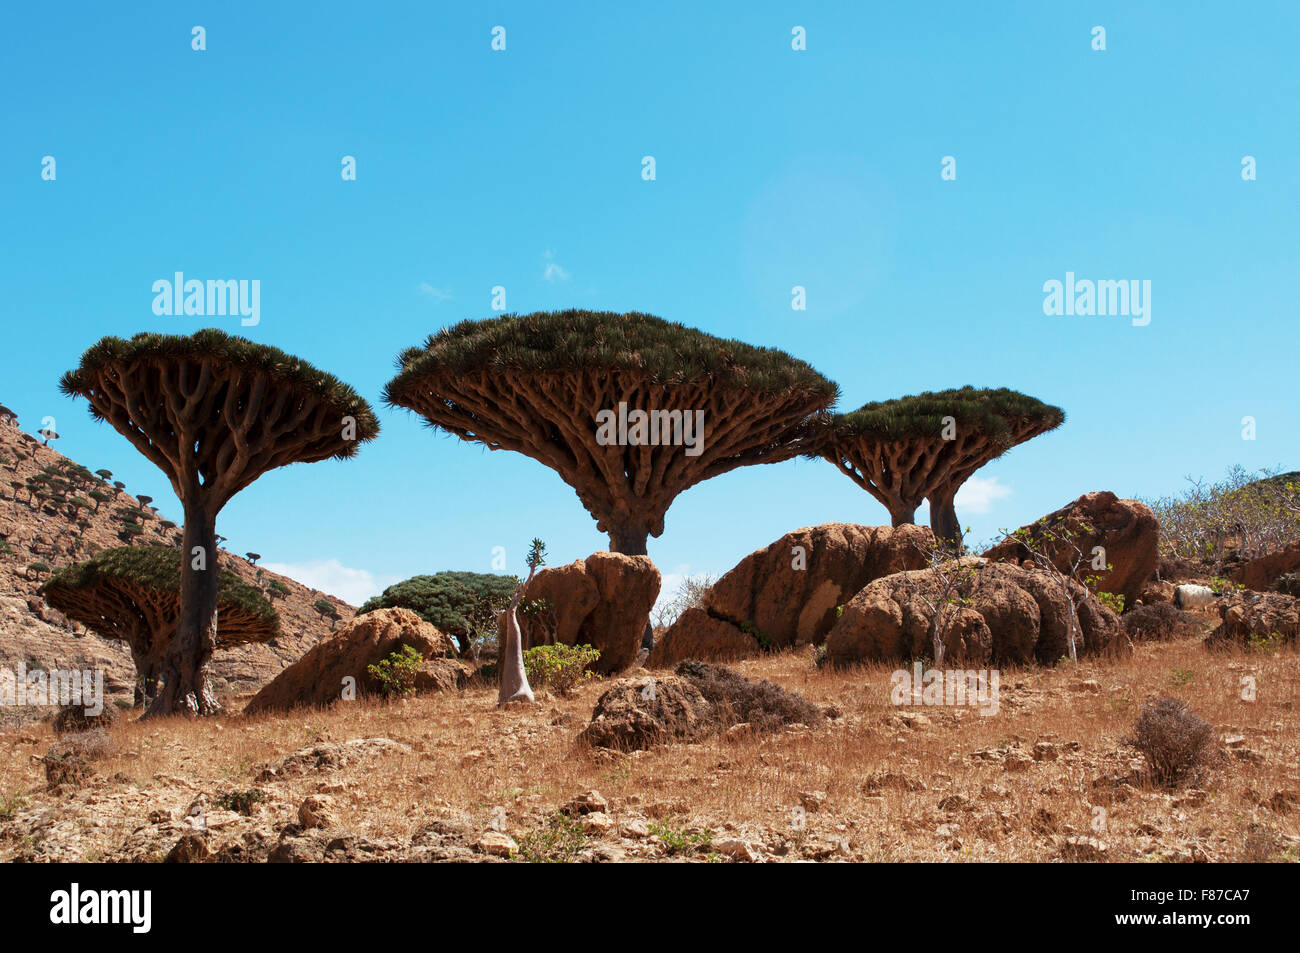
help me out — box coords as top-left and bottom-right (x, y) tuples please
(954, 475), (1013, 515)
(418, 282), (451, 302)
(261, 558), (398, 607)
(542, 249), (569, 282)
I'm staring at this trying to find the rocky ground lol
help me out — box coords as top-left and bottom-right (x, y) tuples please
(1, 616), (1296, 863)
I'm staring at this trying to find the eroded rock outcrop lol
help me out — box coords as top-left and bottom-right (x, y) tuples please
(983, 491), (1158, 610)
(516, 552), (660, 674)
(244, 608), (466, 715)
(1207, 592), (1299, 648)
(649, 523), (933, 667)
(1229, 541), (1300, 593)
(824, 561), (1127, 666)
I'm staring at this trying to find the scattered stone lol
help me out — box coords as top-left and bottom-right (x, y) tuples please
(581, 812), (614, 836)
(563, 790), (608, 816)
(164, 832), (210, 863)
(298, 795), (338, 830)
(714, 838), (759, 862)
(1059, 835), (1108, 860)
(475, 830), (518, 857)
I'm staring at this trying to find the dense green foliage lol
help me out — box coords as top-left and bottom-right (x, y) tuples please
(826, 387), (1065, 442)
(359, 571), (519, 640)
(40, 545), (277, 628)
(59, 328), (380, 450)
(522, 643), (600, 695)
(385, 309), (838, 399)
(366, 644), (424, 697)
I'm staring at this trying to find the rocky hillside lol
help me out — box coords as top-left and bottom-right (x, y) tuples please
(0, 412), (353, 716)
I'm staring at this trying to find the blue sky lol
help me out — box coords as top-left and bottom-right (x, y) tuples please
(2, 2), (1296, 605)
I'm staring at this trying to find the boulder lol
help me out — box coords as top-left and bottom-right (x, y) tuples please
(1173, 584), (1217, 611)
(579, 661), (822, 751)
(516, 551), (660, 674)
(579, 674), (714, 751)
(1229, 540), (1300, 593)
(1207, 592), (1299, 647)
(244, 608), (467, 715)
(648, 523), (933, 667)
(983, 491), (1158, 610)
(824, 561), (1127, 666)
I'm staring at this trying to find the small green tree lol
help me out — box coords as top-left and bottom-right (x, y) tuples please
(359, 571), (519, 653)
(313, 598), (341, 630)
(1000, 519), (1095, 662)
(367, 645), (424, 697)
(523, 643), (600, 695)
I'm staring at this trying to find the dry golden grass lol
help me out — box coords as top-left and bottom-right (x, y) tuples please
(1, 623), (1297, 862)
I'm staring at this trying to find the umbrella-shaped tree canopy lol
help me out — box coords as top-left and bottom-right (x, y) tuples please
(40, 545), (278, 704)
(384, 310), (838, 554)
(811, 387), (1064, 541)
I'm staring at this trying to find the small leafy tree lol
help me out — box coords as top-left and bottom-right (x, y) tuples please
(523, 643), (601, 695)
(267, 579), (290, 600)
(245, 552), (260, 565)
(896, 530), (980, 667)
(360, 571), (519, 654)
(313, 598), (341, 630)
(1001, 519), (1094, 662)
(367, 645), (424, 698)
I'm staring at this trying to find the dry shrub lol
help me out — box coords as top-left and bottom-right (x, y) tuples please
(42, 729), (115, 790)
(52, 702), (119, 737)
(1127, 696), (1217, 787)
(1123, 603), (1199, 642)
(675, 660), (822, 732)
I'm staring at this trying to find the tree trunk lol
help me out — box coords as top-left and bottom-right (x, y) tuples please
(887, 502), (917, 527)
(144, 506), (221, 718)
(929, 485), (961, 546)
(498, 568), (536, 706)
(608, 525), (649, 556)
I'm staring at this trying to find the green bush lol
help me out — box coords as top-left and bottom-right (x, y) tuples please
(359, 571), (519, 650)
(515, 813), (587, 863)
(1095, 591), (1125, 614)
(649, 821), (713, 856)
(522, 643), (600, 695)
(215, 789), (267, 815)
(366, 644), (424, 697)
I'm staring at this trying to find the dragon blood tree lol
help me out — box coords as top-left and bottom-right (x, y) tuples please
(384, 310), (837, 555)
(40, 546), (278, 706)
(810, 387), (1064, 542)
(59, 329), (379, 717)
